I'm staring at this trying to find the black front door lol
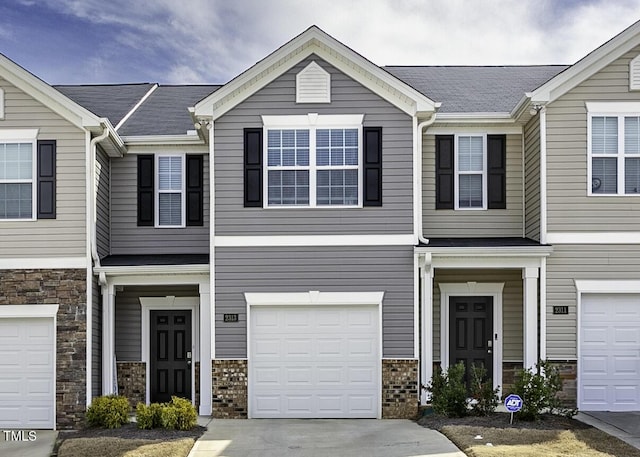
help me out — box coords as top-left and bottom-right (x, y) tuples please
(449, 296), (493, 387)
(150, 310), (192, 403)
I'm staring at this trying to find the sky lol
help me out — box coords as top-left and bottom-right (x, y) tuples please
(1, 0), (640, 85)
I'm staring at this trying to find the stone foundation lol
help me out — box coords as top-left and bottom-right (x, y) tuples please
(548, 360), (577, 406)
(382, 359), (419, 419)
(117, 362), (146, 409)
(212, 359), (248, 418)
(0, 269), (87, 429)
(501, 362), (523, 395)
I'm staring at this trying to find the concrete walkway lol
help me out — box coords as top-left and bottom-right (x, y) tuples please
(577, 411), (640, 450)
(0, 430), (58, 457)
(189, 418), (466, 457)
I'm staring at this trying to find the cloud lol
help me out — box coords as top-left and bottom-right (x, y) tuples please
(9, 0), (640, 83)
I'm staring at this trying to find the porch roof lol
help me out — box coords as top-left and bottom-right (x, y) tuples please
(100, 254), (209, 266)
(419, 237), (549, 248)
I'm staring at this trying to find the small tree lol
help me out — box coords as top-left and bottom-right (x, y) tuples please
(427, 362), (468, 417)
(469, 363), (499, 416)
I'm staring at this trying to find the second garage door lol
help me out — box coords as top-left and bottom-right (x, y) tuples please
(580, 294), (640, 411)
(249, 305), (379, 418)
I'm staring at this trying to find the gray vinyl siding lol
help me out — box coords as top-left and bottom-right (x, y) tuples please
(524, 117), (541, 240)
(96, 147), (110, 258)
(110, 145), (209, 255)
(115, 285), (200, 361)
(432, 269), (523, 362)
(546, 243), (640, 359)
(546, 44), (640, 231)
(214, 56), (413, 236)
(215, 246), (414, 358)
(92, 276), (102, 398)
(0, 77), (87, 257)
(422, 133), (523, 237)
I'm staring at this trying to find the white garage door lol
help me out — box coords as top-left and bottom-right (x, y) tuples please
(0, 318), (55, 428)
(580, 294), (640, 411)
(249, 305), (379, 418)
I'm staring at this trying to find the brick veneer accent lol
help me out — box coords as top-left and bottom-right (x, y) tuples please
(212, 360), (247, 418)
(548, 360), (577, 407)
(117, 362), (146, 409)
(0, 269), (86, 429)
(501, 362), (523, 395)
(195, 361), (200, 408)
(382, 359), (419, 419)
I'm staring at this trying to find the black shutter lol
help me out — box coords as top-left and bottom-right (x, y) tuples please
(244, 128), (263, 207)
(435, 135), (454, 209)
(137, 155), (154, 226)
(186, 154), (204, 226)
(487, 134), (506, 209)
(37, 140), (56, 219)
(363, 127), (382, 206)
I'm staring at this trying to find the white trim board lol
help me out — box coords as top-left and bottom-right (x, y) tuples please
(0, 304), (59, 318)
(574, 279), (640, 293)
(427, 126), (522, 134)
(215, 234), (415, 247)
(547, 232), (640, 244)
(0, 257), (88, 269)
(139, 296), (200, 406)
(438, 282), (504, 395)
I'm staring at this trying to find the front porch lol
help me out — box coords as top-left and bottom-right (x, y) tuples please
(416, 238), (553, 404)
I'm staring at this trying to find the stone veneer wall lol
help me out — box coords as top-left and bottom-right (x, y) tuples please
(212, 360), (247, 418)
(548, 360), (577, 406)
(117, 362), (146, 409)
(501, 362), (523, 395)
(0, 269), (87, 429)
(382, 359), (419, 419)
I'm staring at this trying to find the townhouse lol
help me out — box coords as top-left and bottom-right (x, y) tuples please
(0, 20), (639, 429)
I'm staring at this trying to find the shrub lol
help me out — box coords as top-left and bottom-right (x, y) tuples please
(86, 395), (130, 428)
(469, 363), (499, 416)
(427, 362), (468, 417)
(513, 360), (575, 421)
(160, 396), (197, 431)
(135, 402), (164, 429)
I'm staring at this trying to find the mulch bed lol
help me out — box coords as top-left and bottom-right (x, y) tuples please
(56, 422), (207, 441)
(417, 411), (593, 431)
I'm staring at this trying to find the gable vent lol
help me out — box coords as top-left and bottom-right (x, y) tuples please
(630, 54), (640, 90)
(296, 61), (331, 103)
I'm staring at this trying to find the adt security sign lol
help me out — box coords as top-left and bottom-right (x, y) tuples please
(504, 394), (523, 412)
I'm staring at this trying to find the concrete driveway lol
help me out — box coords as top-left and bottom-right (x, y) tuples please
(189, 418), (466, 457)
(577, 411), (640, 450)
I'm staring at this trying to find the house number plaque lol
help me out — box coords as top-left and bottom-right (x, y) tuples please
(552, 306), (569, 315)
(223, 314), (239, 322)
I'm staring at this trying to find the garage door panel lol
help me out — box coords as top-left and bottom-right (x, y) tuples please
(250, 305), (379, 418)
(580, 294), (640, 411)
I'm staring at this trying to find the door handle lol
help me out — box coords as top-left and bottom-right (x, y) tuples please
(487, 340), (492, 354)
(187, 351), (192, 368)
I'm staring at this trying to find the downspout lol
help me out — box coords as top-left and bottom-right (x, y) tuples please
(539, 106), (547, 244)
(86, 125), (109, 405)
(416, 113), (437, 245)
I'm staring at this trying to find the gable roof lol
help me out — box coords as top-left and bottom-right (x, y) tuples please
(117, 85), (220, 136)
(194, 26), (439, 120)
(55, 83), (156, 127)
(531, 19), (640, 103)
(385, 65), (567, 114)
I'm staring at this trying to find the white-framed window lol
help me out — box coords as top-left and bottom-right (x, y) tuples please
(588, 109), (640, 195)
(155, 154), (185, 227)
(455, 134), (487, 209)
(0, 129), (38, 220)
(263, 114), (363, 208)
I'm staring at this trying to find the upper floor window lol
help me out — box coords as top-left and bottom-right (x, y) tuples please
(435, 134), (505, 210)
(157, 155), (184, 226)
(0, 141), (34, 219)
(264, 114), (363, 208)
(589, 112), (640, 195)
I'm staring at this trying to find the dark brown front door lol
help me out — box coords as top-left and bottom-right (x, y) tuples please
(449, 296), (493, 386)
(150, 310), (192, 403)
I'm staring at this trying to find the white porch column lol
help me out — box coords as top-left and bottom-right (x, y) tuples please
(101, 283), (116, 394)
(523, 267), (539, 369)
(419, 253), (433, 405)
(199, 281), (212, 416)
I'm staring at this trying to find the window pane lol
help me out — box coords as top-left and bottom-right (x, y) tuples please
(267, 170), (309, 205)
(159, 193), (181, 225)
(317, 169), (358, 205)
(625, 117), (640, 154)
(459, 174), (483, 208)
(158, 156), (182, 190)
(316, 128), (359, 167)
(458, 136), (483, 171)
(592, 116), (618, 154)
(317, 129), (329, 166)
(267, 129), (310, 167)
(0, 143), (32, 180)
(0, 183), (32, 219)
(625, 158), (640, 193)
(592, 157), (617, 193)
